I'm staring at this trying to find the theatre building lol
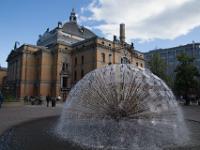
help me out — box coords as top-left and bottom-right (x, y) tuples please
(6, 9), (144, 101)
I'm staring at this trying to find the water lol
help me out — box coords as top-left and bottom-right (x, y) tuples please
(56, 64), (189, 150)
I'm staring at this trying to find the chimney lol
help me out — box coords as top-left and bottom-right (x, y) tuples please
(113, 35), (117, 42)
(131, 42), (134, 49)
(120, 23), (125, 42)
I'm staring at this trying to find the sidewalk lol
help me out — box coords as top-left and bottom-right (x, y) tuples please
(0, 103), (63, 135)
(181, 104), (200, 122)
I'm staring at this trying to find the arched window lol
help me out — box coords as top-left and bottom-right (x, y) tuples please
(101, 53), (105, 63)
(62, 76), (68, 89)
(81, 56), (84, 64)
(108, 54), (112, 65)
(74, 70), (77, 81)
(62, 63), (68, 72)
(81, 69), (84, 78)
(121, 57), (130, 64)
(140, 63), (143, 68)
(136, 62), (138, 66)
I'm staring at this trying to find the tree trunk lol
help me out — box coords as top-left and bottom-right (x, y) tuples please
(185, 99), (190, 105)
(185, 94), (190, 106)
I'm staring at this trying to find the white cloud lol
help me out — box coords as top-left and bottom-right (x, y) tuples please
(81, 0), (200, 42)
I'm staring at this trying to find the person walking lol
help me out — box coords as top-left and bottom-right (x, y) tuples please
(51, 97), (56, 107)
(46, 95), (50, 107)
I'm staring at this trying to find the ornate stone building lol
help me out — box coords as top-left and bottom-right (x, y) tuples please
(0, 66), (7, 90)
(7, 9), (144, 101)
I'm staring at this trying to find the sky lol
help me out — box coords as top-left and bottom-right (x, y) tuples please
(0, 0), (200, 67)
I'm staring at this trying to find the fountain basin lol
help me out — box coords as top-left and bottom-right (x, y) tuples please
(0, 116), (86, 150)
(0, 116), (199, 150)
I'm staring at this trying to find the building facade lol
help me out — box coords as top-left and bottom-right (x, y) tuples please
(0, 66), (7, 90)
(7, 9), (144, 101)
(144, 42), (200, 78)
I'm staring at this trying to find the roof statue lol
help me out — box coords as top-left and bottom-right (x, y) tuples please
(69, 8), (77, 23)
(14, 41), (20, 50)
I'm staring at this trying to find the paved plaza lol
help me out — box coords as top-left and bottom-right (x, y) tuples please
(0, 103), (63, 135)
(180, 104), (200, 147)
(0, 103), (200, 148)
(181, 105), (200, 122)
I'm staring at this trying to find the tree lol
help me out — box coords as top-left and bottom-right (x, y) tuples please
(148, 53), (172, 87)
(174, 53), (199, 105)
(196, 79), (200, 105)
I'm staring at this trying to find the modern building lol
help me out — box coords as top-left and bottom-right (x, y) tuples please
(6, 9), (144, 101)
(144, 42), (200, 78)
(0, 66), (7, 90)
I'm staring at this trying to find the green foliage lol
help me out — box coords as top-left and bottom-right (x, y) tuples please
(174, 53), (199, 105)
(1, 89), (17, 102)
(148, 53), (172, 87)
(3, 94), (16, 102)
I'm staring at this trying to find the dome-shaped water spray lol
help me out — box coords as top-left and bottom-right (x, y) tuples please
(56, 64), (189, 150)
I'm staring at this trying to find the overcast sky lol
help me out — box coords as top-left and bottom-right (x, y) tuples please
(0, 0), (200, 67)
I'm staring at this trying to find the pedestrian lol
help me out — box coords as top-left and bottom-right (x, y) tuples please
(51, 97), (56, 107)
(46, 95), (50, 107)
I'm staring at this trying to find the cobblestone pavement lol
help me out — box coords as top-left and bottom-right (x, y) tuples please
(0, 103), (63, 135)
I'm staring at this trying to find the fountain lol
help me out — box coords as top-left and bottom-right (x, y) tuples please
(1, 64), (199, 150)
(56, 64), (189, 150)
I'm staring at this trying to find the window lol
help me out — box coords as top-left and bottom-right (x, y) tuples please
(81, 70), (84, 78)
(121, 57), (130, 64)
(62, 63), (68, 72)
(136, 62), (138, 66)
(62, 76), (68, 88)
(140, 63), (143, 68)
(101, 53), (105, 63)
(81, 56), (84, 64)
(75, 57), (77, 66)
(109, 54), (112, 65)
(74, 71), (77, 81)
